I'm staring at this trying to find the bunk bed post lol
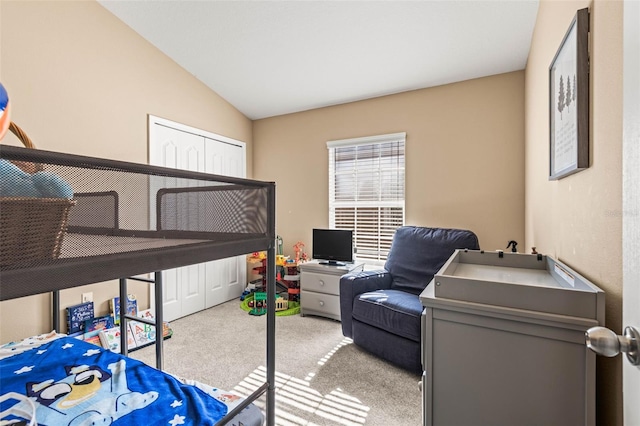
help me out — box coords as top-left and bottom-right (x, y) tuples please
(154, 271), (164, 370)
(265, 246), (276, 425)
(265, 184), (276, 426)
(119, 278), (128, 357)
(52, 290), (60, 333)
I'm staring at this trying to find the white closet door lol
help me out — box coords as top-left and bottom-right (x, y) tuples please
(149, 116), (247, 322)
(150, 123), (206, 322)
(204, 139), (246, 308)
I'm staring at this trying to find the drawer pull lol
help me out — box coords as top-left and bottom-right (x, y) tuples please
(319, 280), (325, 286)
(319, 301), (325, 306)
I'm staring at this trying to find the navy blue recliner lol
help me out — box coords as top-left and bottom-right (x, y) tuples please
(339, 226), (480, 374)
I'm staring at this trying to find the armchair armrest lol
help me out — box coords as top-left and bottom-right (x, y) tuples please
(340, 270), (392, 338)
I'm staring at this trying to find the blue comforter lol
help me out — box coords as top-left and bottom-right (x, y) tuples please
(0, 337), (228, 425)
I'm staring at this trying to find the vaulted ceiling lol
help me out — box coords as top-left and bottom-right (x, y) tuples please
(99, 0), (539, 120)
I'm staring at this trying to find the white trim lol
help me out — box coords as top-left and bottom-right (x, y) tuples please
(148, 114), (246, 150)
(326, 132), (406, 149)
(623, 0), (640, 422)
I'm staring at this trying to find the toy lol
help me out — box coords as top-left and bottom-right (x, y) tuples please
(249, 292), (267, 316)
(247, 252), (290, 297)
(275, 297), (288, 312)
(0, 82), (10, 141)
(0, 159), (73, 198)
(240, 292), (300, 316)
(280, 263), (300, 302)
(293, 241), (307, 263)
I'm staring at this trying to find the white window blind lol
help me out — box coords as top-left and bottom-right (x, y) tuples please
(327, 133), (405, 262)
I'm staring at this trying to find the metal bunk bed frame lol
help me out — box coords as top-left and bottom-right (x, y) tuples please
(0, 145), (277, 426)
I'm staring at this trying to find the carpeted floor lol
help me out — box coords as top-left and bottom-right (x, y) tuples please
(130, 300), (422, 425)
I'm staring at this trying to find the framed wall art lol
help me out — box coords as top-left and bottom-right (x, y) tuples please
(549, 8), (590, 180)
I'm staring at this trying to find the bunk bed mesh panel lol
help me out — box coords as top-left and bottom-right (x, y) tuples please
(0, 145), (277, 424)
(0, 146), (273, 296)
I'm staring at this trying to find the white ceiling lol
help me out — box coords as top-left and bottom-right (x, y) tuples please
(98, 0), (539, 120)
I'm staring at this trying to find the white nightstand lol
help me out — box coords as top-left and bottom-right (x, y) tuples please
(299, 260), (365, 321)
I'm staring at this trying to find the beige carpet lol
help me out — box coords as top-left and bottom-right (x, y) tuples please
(130, 300), (422, 425)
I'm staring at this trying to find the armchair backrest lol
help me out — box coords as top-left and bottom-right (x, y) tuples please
(385, 226), (479, 295)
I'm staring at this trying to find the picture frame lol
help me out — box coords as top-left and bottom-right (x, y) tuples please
(549, 8), (590, 180)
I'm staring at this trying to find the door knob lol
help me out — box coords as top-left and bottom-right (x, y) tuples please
(585, 326), (640, 365)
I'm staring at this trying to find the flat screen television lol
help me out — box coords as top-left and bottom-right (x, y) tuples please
(312, 228), (353, 266)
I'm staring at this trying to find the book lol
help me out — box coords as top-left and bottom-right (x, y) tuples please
(83, 315), (115, 339)
(137, 308), (154, 321)
(66, 301), (94, 334)
(99, 326), (136, 353)
(109, 294), (138, 325)
(128, 319), (155, 347)
(83, 334), (102, 348)
(137, 309), (173, 339)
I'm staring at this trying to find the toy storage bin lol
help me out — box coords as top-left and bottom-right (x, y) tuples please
(0, 122), (74, 267)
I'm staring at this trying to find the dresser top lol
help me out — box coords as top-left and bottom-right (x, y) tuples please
(298, 259), (365, 275)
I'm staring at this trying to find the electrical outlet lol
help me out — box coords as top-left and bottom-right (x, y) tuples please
(82, 292), (93, 303)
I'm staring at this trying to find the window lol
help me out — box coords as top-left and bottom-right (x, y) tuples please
(327, 133), (405, 262)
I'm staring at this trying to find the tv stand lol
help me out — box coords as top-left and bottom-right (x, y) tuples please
(299, 260), (364, 321)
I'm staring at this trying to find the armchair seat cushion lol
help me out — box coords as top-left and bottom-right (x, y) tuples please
(352, 289), (424, 342)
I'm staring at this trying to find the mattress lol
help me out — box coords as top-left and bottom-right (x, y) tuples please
(0, 334), (263, 426)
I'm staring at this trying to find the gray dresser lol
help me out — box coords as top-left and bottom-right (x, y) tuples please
(299, 260), (364, 321)
(420, 250), (604, 426)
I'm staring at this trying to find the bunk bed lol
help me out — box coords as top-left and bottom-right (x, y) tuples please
(0, 144), (277, 425)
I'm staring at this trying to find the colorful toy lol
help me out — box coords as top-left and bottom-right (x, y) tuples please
(275, 297), (288, 312)
(249, 292), (267, 316)
(280, 263), (300, 302)
(240, 292), (300, 316)
(0, 159), (74, 198)
(0, 82), (10, 141)
(293, 241), (305, 263)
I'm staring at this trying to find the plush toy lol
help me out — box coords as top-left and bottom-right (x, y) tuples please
(0, 159), (39, 197)
(0, 82), (10, 141)
(0, 159), (73, 199)
(32, 170), (74, 198)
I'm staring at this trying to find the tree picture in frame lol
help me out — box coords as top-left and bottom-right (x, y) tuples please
(549, 8), (590, 180)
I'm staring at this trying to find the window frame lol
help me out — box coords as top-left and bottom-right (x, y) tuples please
(327, 132), (406, 263)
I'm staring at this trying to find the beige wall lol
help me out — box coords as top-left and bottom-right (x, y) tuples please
(525, 0), (623, 424)
(0, 1), (253, 343)
(253, 71), (525, 258)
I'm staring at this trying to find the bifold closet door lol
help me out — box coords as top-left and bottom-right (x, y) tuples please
(149, 118), (247, 321)
(204, 137), (246, 309)
(149, 123), (206, 322)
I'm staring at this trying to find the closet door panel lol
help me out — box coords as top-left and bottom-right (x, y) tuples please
(150, 124), (206, 322)
(204, 139), (246, 308)
(149, 117), (247, 320)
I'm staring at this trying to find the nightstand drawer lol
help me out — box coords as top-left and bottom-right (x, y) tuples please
(302, 272), (341, 295)
(301, 291), (341, 320)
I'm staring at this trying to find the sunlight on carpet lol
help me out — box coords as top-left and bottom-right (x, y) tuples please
(232, 339), (370, 425)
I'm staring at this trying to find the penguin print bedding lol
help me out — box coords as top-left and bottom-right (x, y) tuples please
(0, 335), (262, 426)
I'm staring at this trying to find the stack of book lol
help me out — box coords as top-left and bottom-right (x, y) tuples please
(100, 308), (173, 354)
(65, 295), (172, 353)
(66, 301), (115, 346)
